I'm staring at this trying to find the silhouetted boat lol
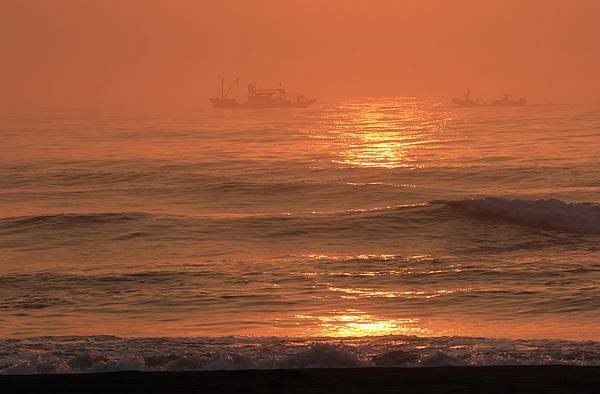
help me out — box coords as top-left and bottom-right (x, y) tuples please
(452, 90), (527, 107)
(210, 78), (316, 109)
(452, 89), (486, 107)
(452, 97), (485, 107)
(489, 94), (527, 107)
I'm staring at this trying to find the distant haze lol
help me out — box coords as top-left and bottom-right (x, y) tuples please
(2, 0), (599, 109)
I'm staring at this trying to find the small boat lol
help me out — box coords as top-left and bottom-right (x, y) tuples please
(452, 90), (527, 107)
(489, 94), (527, 107)
(452, 97), (485, 107)
(452, 89), (486, 107)
(210, 78), (316, 109)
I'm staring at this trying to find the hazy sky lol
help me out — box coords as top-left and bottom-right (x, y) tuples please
(2, 0), (599, 109)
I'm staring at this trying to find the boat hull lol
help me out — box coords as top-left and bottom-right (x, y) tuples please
(452, 98), (527, 107)
(452, 98), (484, 107)
(210, 98), (316, 109)
(489, 98), (528, 107)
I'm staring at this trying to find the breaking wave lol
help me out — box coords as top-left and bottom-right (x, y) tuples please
(1, 198), (598, 252)
(1, 335), (599, 374)
(437, 197), (600, 234)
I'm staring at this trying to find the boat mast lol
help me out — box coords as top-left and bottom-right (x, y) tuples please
(223, 78), (239, 99)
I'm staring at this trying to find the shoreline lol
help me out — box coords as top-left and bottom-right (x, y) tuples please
(2, 366), (599, 393)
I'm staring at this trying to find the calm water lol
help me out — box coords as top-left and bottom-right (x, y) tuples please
(1, 99), (599, 372)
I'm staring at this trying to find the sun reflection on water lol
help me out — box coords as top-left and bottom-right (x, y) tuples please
(316, 99), (451, 168)
(296, 309), (429, 337)
(336, 132), (413, 168)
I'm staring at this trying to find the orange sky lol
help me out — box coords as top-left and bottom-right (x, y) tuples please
(1, 0), (599, 109)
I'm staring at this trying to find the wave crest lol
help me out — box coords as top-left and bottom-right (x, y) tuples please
(437, 197), (600, 233)
(2, 336), (599, 374)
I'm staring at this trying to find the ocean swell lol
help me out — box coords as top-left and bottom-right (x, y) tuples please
(437, 197), (600, 234)
(0, 212), (152, 230)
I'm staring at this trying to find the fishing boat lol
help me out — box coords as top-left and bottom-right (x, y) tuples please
(452, 90), (527, 107)
(209, 78), (316, 109)
(452, 89), (486, 107)
(452, 97), (485, 107)
(489, 94), (527, 107)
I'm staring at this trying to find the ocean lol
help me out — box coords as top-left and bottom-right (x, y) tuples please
(1, 99), (599, 373)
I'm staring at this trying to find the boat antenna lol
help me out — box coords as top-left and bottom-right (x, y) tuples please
(221, 77), (225, 100)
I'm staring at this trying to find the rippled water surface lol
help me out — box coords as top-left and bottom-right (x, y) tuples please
(1, 99), (599, 371)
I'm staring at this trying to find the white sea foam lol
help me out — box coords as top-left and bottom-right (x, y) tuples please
(1, 335), (599, 374)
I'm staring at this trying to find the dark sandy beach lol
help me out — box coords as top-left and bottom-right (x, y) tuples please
(2, 366), (599, 394)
